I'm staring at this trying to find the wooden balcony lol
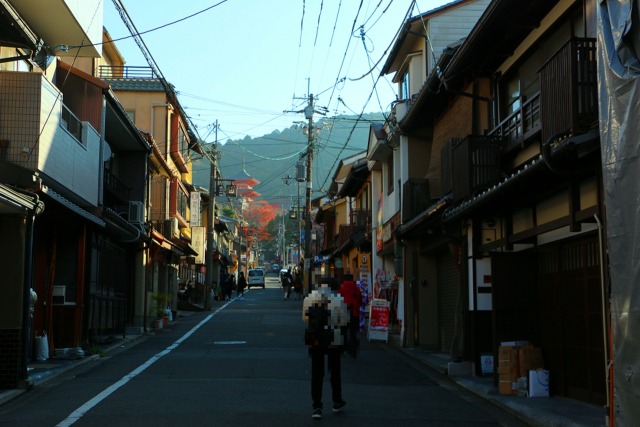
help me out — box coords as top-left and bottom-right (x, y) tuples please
(351, 209), (371, 231)
(402, 178), (430, 222)
(338, 224), (355, 248)
(487, 92), (540, 148)
(337, 209), (371, 249)
(539, 37), (598, 142)
(450, 136), (502, 202)
(488, 37), (597, 149)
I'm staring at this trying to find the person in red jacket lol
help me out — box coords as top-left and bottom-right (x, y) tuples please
(339, 274), (362, 358)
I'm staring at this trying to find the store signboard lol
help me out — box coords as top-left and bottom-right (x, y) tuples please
(191, 226), (205, 264)
(190, 192), (201, 227)
(367, 298), (389, 342)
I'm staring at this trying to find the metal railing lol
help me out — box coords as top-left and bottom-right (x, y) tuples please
(97, 65), (159, 79)
(61, 104), (83, 144)
(103, 170), (131, 201)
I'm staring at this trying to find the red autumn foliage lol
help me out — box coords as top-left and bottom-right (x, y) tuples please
(243, 200), (278, 237)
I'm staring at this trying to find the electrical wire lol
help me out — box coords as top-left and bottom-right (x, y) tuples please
(71, 0), (230, 50)
(314, 0), (324, 46)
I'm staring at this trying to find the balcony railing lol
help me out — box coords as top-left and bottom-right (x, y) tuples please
(97, 65), (158, 79)
(61, 104), (83, 144)
(351, 209), (371, 231)
(103, 169), (131, 201)
(488, 37), (597, 149)
(450, 136), (502, 202)
(402, 178), (430, 222)
(487, 92), (540, 147)
(338, 224), (355, 248)
(539, 37), (598, 143)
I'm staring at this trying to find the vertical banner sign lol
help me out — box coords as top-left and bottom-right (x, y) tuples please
(191, 226), (205, 264)
(190, 192), (201, 227)
(367, 298), (389, 342)
(376, 193), (383, 252)
(359, 254), (370, 294)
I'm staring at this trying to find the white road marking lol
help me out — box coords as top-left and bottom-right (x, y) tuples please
(56, 300), (233, 427)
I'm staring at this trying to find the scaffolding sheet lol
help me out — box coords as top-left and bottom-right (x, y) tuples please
(598, 1), (640, 424)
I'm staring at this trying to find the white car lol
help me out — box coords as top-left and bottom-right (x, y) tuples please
(247, 268), (265, 289)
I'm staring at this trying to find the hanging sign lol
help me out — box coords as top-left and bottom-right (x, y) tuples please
(190, 192), (201, 226)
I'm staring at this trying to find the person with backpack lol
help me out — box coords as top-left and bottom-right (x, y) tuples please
(302, 280), (348, 419)
(339, 274), (362, 358)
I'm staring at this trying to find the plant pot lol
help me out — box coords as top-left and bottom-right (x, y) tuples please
(153, 318), (163, 330)
(162, 316), (169, 328)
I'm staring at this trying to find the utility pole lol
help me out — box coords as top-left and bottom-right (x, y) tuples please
(303, 95), (315, 294)
(205, 121), (219, 310)
(286, 89), (326, 294)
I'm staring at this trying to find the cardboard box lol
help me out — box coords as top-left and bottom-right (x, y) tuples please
(528, 369), (550, 397)
(518, 345), (544, 377)
(498, 363), (519, 375)
(499, 381), (516, 395)
(498, 346), (519, 363)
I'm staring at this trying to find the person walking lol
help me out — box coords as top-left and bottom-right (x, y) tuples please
(220, 272), (229, 300)
(226, 274), (235, 301)
(293, 270), (303, 300)
(302, 281), (348, 419)
(282, 268), (293, 300)
(339, 274), (362, 358)
(237, 271), (247, 300)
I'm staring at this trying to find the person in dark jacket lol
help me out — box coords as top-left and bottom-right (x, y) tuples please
(237, 272), (247, 300)
(303, 282), (348, 419)
(282, 268), (293, 300)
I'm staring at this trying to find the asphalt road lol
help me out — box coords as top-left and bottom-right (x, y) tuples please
(0, 275), (527, 427)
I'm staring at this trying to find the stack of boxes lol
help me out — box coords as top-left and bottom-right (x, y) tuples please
(498, 342), (545, 396)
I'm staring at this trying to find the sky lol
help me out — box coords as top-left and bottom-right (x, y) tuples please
(103, 0), (453, 144)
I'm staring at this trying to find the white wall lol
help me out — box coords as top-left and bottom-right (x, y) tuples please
(38, 77), (101, 205)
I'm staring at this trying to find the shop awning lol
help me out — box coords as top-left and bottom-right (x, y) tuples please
(170, 237), (199, 257)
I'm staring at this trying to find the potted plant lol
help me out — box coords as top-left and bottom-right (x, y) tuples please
(151, 292), (172, 328)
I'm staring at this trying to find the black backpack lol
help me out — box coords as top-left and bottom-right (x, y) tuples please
(305, 304), (333, 348)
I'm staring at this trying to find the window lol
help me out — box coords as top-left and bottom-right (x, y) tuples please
(401, 73), (410, 101)
(178, 126), (188, 157)
(177, 187), (188, 219)
(61, 104), (84, 145)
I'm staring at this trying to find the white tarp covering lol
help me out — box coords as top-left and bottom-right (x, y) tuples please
(597, 1), (640, 425)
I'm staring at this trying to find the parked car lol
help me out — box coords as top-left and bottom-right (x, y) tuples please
(247, 268), (265, 289)
(271, 263), (280, 274)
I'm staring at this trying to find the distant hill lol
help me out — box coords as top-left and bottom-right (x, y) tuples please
(192, 113), (385, 207)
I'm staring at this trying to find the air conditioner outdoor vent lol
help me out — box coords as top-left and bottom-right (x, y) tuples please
(128, 201), (144, 224)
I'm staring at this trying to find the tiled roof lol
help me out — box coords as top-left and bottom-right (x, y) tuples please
(104, 78), (165, 92)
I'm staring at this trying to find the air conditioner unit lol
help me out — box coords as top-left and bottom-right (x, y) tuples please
(128, 201), (144, 224)
(164, 217), (179, 238)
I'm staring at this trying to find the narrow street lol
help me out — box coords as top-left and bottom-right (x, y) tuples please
(1, 276), (526, 427)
